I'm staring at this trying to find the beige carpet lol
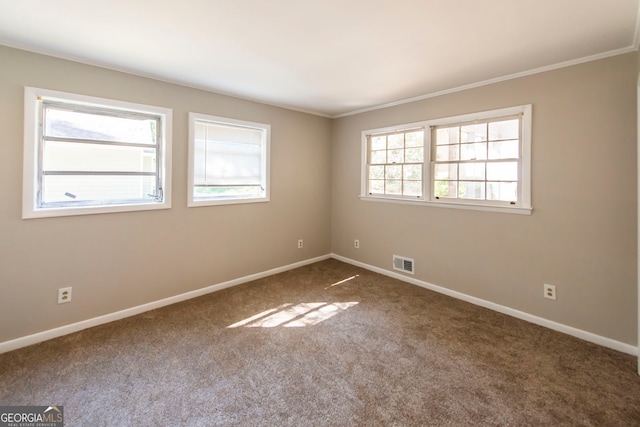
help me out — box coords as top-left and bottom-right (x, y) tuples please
(1, 259), (639, 426)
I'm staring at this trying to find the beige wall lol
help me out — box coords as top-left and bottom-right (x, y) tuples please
(1, 45), (637, 348)
(332, 53), (638, 345)
(0, 46), (332, 343)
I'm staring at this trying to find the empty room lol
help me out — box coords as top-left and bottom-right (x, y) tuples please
(1, 0), (639, 425)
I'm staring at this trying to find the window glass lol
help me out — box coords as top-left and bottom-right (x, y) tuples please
(365, 128), (424, 199)
(361, 105), (531, 214)
(432, 114), (524, 205)
(23, 87), (172, 219)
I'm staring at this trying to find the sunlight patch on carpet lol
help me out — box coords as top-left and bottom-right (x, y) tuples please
(227, 302), (359, 328)
(325, 274), (359, 289)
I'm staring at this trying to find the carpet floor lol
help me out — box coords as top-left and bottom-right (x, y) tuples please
(1, 258), (639, 426)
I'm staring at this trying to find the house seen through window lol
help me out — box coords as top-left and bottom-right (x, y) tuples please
(23, 87), (172, 218)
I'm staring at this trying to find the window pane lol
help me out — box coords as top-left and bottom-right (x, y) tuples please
(403, 164), (422, 180)
(487, 181), (517, 201)
(369, 165), (385, 179)
(388, 134), (404, 149)
(386, 165), (402, 179)
(405, 147), (424, 163)
(488, 140), (519, 160)
(434, 163), (458, 180)
(487, 161), (518, 181)
(44, 106), (157, 145)
(388, 149), (404, 163)
(369, 179), (385, 194)
(436, 145), (459, 161)
(489, 119), (519, 141)
(42, 175), (156, 204)
(459, 162), (485, 180)
(460, 142), (487, 160)
(434, 181), (457, 198)
(386, 180), (402, 194)
(43, 141), (156, 173)
(461, 123), (487, 142)
(403, 180), (422, 196)
(405, 131), (424, 147)
(371, 150), (386, 164)
(362, 106), (529, 209)
(371, 135), (386, 150)
(436, 127), (459, 145)
(459, 181), (485, 199)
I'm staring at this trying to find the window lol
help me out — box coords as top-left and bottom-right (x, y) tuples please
(188, 113), (270, 207)
(366, 127), (425, 198)
(23, 87), (172, 218)
(362, 105), (532, 214)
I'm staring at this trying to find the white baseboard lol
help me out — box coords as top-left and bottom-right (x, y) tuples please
(331, 253), (638, 356)
(0, 254), (331, 354)
(3, 253), (635, 357)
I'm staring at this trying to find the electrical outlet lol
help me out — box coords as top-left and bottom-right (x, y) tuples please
(543, 284), (556, 300)
(58, 287), (72, 304)
(354, 239), (360, 248)
(298, 239), (304, 249)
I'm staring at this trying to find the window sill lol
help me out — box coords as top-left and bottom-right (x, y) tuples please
(360, 195), (532, 215)
(187, 197), (270, 208)
(22, 201), (171, 219)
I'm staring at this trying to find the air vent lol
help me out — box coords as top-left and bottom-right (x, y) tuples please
(393, 255), (414, 275)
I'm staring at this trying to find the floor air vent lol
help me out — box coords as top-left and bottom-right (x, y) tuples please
(393, 255), (415, 275)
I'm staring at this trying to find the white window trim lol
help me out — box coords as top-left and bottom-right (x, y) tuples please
(23, 87), (172, 219)
(360, 105), (532, 215)
(360, 119), (429, 200)
(187, 112), (270, 207)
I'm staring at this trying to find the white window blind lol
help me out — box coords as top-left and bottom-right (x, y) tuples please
(194, 121), (263, 187)
(188, 113), (270, 206)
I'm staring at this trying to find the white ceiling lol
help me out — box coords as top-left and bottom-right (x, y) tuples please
(0, 0), (638, 117)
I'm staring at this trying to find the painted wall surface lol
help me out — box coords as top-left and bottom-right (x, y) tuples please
(0, 46), (332, 343)
(1, 45), (637, 349)
(332, 53), (638, 345)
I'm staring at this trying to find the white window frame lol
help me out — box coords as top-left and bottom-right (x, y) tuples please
(23, 87), (172, 219)
(188, 112), (270, 207)
(361, 121), (429, 199)
(361, 105), (532, 215)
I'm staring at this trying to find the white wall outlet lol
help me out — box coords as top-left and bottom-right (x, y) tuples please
(58, 287), (72, 304)
(543, 284), (556, 300)
(354, 239), (360, 248)
(297, 239), (304, 249)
